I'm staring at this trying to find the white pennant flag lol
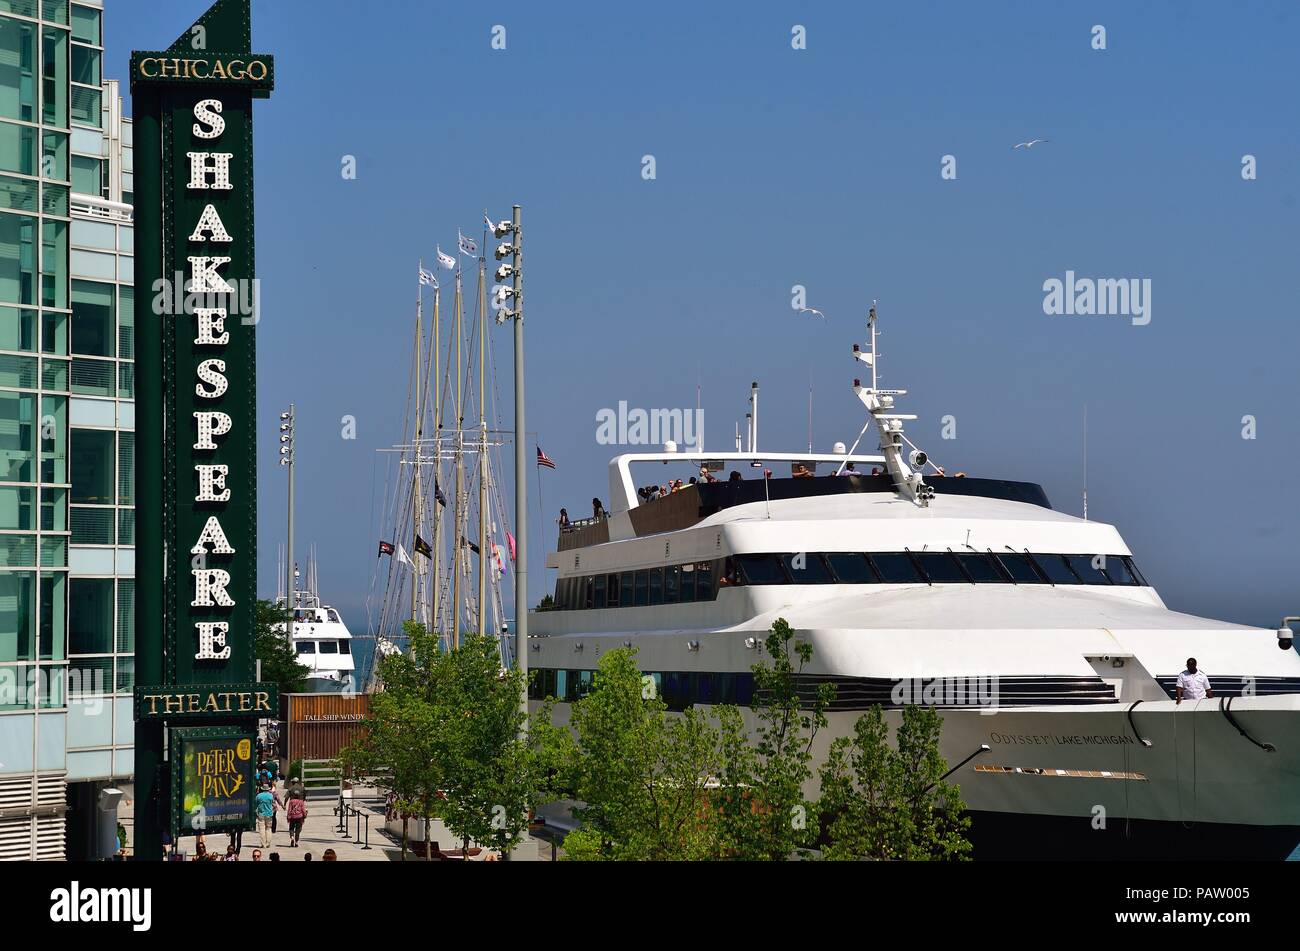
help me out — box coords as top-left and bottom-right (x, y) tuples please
(436, 246), (456, 270)
(484, 212), (494, 230)
(396, 543), (413, 568)
(418, 266), (437, 287)
(458, 231), (477, 257)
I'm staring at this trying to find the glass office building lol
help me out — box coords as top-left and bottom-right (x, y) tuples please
(0, 0), (134, 860)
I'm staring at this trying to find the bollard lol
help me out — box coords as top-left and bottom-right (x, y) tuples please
(341, 804), (352, 839)
(355, 803), (361, 842)
(362, 813), (371, 850)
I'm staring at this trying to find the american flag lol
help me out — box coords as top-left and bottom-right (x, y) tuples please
(536, 446), (556, 469)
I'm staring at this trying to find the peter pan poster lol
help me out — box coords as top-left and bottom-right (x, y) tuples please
(175, 730), (255, 835)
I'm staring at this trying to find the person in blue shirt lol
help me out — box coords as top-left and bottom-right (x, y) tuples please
(255, 783), (281, 849)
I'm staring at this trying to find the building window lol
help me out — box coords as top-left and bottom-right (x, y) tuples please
(0, 17), (36, 124)
(70, 4), (100, 45)
(69, 42), (97, 87)
(40, 26), (66, 129)
(0, 485), (33, 530)
(42, 0), (69, 26)
(0, 305), (36, 350)
(70, 278), (112, 355)
(69, 427), (112, 503)
(0, 210), (37, 304)
(68, 84), (97, 128)
(0, 569), (35, 662)
(0, 389), (35, 481)
(41, 128), (66, 182)
(67, 576), (111, 654)
(69, 153), (101, 196)
(41, 218), (65, 308)
(0, 172), (38, 213)
(38, 569), (63, 660)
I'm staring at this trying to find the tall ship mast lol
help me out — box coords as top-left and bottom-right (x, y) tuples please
(364, 236), (514, 685)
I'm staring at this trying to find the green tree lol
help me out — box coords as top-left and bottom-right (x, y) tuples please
(715, 617), (833, 860)
(818, 704), (971, 861)
(340, 620), (443, 859)
(253, 599), (309, 695)
(428, 632), (533, 857)
(343, 622), (538, 859)
(539, 648), (726, 860)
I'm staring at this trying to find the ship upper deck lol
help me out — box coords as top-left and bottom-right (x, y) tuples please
(559, 471), (1054, 551)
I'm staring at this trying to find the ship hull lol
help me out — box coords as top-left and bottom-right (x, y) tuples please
(531, 694), (1300, 860)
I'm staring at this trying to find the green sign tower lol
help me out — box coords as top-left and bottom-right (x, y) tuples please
(131, 0), (274, 860)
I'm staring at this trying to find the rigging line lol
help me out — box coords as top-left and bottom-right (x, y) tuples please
(362, 449), (380, 659)
(373, 290), (423, 645)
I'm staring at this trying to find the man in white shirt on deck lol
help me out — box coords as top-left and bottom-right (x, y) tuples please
(1175, 657), (1213, 705)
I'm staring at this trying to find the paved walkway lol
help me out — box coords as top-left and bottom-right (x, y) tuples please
(253, 783), (555, 862)
(118, 780), (558, 861)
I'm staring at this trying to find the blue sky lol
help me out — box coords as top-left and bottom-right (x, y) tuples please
(104, 1), (1300, 630)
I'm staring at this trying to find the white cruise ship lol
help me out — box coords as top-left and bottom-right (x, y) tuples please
(530, 307), (1300, 860)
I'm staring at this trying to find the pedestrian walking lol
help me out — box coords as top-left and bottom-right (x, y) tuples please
(254, 783), (281, 849)
(286, 791), (308, 847)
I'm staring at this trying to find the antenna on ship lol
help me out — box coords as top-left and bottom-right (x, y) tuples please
(1082, 404), (1088, 521)
(807, 367), (813, 454)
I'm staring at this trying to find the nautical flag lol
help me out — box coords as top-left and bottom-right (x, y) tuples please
(492, 542), (506, 574)
(418, 266), (437, 287)
(536, 446), (556, 470)
(377, 540), (395, 558)
(436, 246), (456, 270)
(460, 537), (481, 555)
(434, 480), (447, 507)
(484, 212), (495, 230)
(414, 535), (432, 558)
(505, 531), (517, 562)
(458, 231), (477, 257)
(396, 543), (413, 568)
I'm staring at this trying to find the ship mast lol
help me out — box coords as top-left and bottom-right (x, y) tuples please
(411, 270), (424, 622)
(452, 264), (465, 648)
(431, 282), (442, 636)
(477, 248), (489, 638)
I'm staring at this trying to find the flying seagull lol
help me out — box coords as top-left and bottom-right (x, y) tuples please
(1013, 138), (1050, 149)
(797, 307), (826, 319)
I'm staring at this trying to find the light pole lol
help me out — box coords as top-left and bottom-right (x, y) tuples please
(279, 405), (295, 628)
(492, 207), (525, 725)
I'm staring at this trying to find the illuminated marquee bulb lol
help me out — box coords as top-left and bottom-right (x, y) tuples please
(189, 204), (233, 242)
(195, 358), (228, 398)
(193, 411), (232, 450)
(195, 621), (231, 660)
(191, 515), (236, 555)
(192, 98), (225, 139)
(187, 256), (234, 294)
(186, 151), (233, 190)
(195, 464), (230, 502)
(192, 569), (235, 607)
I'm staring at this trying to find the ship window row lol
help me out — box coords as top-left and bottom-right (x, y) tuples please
(294, 640), (351, 656)
(529, 668), (754, 710)
(551, 552), (1147, 610)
